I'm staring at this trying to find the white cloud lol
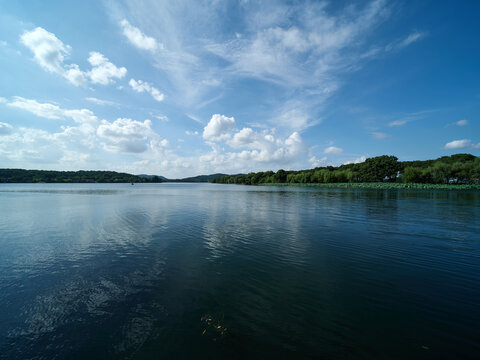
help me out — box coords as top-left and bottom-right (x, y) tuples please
(274, 108), (315, 131)
(20, 27), (70, 74)
(97, 118), (155, 153)
(199, 129), (306, 172)
(324, 146), (343, 154)
(185, 130), (199, 136)
(20, 27), (127, 87)
(153, 114), (168, 121)
(207, 0), (389, 88)
(129, 78), (165, 102)
(7, 97), (99, 127)
(0, 97), (7, 103)
(87, 52), (127, 85)
(389, 120), (407, 126)
(120, 19), (159, 52)
(398, 32), (424, 48)
(0, 122), (97, 168)
(160, 139), (169, 147)
(85, 97), (118, 106)
(230, 127), (256, 147)
(371, 132), (389, 139)
(385, 31), (425, 52)
(64, 64), (88, 86)
(63, 109), (99, 126)
(0, 122), (13, 135)
(186, 114), (202, 124)
(444, 139), (471, 149)
(8, 97), (63, 119)
(344, 155), (367, 165)
(21, 27), (88, 86)
(309, 156), (327, 167)
(456, 119), (468, 126)
(203, 114), (235, 140)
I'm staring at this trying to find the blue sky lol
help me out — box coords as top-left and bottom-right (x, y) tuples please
(0, 0), (478, 177)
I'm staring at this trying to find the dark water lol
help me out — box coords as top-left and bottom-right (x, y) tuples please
(0, 183), (479, 359)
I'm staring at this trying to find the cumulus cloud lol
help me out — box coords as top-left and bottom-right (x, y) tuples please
(129, 78), (164, 102)
(203, 114), (235, 140)
(199, 129), (306, 171)
(63, 109), (99, 125)
(20, 27), (126, 87)
(324, 146), (343, 154)
(97, 118), (155, 153)
(444, 139), (471, 149)
(1, 95), (174, 170)
(0, 122), (13, 135)
(309, 156), (328, 167)
(120, 19), (159, 52)
(87, 52), (127, 85)
(21, 27), (87, 86)
(20, 27), (70, 74)
(230, 127), (256, 147)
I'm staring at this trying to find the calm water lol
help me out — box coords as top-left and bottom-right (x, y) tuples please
(0, 183), (479, 359)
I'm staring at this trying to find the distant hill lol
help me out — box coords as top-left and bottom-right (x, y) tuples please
(0, 169), (243, 183)
(0, 169), (163, 183)
(137, 174), (169, 181)
(166, 173), (244, 182)
(136, 173), (244, 183)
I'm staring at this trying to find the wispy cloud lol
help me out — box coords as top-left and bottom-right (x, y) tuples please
(324, 146), (343, 154)
(85, 97), (118, 106)
(388, 120), (407, 127)
(371, 132), (389, 139)
(186, 114), (203, 124)
(112, 0), (417, 127)
(386, 31), (425, 52)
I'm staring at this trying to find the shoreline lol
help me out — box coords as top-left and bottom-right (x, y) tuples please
(259, 182), (480, 190)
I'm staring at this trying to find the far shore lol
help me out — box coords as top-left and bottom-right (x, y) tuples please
(259, 182), (480, 190)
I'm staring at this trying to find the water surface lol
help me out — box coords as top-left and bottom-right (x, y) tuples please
(0, 183), (479, 359)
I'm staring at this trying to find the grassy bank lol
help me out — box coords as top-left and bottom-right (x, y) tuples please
(260, 182), (480, 190)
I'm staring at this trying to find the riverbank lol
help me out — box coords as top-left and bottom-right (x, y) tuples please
(260, 182), (480, 190)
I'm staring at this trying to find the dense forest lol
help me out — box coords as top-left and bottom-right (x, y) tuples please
(211, 154), (480, 185)
(0, 169), (163, 183)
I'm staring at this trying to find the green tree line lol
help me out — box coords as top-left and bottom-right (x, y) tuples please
(211, 154), (480, 185)
(0, 169), (163, 183)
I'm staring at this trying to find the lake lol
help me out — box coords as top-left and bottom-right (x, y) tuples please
(0, 183), (479, 359)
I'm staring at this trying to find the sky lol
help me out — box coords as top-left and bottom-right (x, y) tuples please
(0, 0), (479, 177)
